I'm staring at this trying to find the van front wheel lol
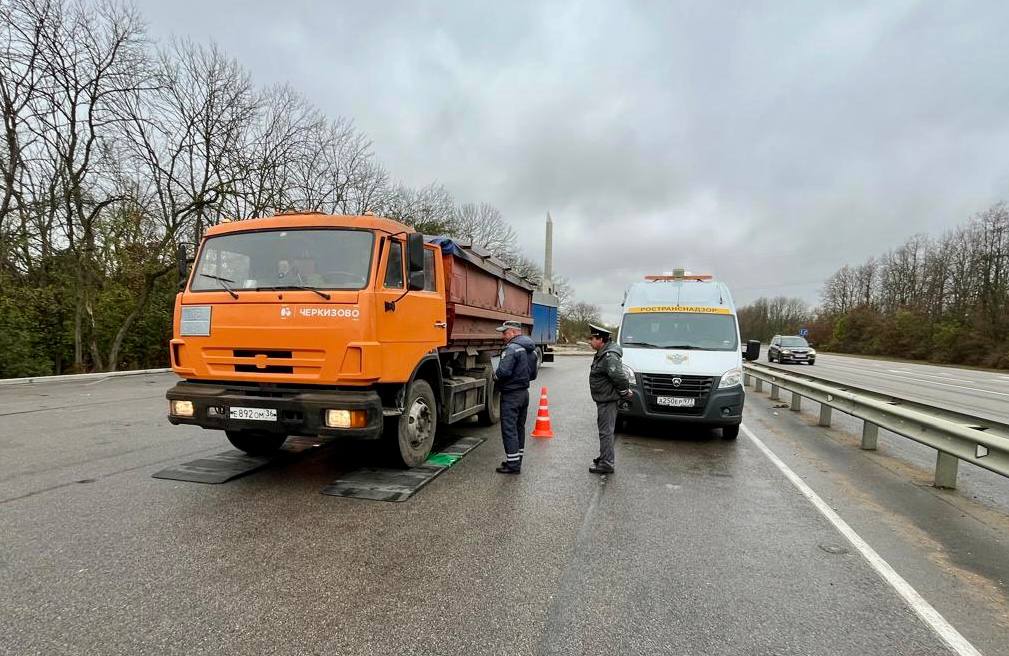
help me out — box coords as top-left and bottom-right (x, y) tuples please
(722, 424), (740, 440)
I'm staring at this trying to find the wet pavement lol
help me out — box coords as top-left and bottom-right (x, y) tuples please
(2, 358), (1006, 654)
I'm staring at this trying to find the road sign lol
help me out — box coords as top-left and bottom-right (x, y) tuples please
(799, 328), (809, 337)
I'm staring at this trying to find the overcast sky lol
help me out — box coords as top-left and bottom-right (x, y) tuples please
(135, 0), (1009, 322)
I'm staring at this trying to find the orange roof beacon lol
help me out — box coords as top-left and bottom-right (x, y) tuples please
(166, 212), (550, 467)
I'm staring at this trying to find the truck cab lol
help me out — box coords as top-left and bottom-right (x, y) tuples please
(616, 271), (744, 439)
(166, 213), (532, 466)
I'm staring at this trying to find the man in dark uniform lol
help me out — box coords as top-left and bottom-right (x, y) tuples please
(494, 320), (537, 474)
(588, 324), (632, 474)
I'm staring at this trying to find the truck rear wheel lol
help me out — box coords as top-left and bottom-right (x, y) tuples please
(477, 367), (500, 426)
(387, 379), (437, 467)
(225, 430), (287, 456)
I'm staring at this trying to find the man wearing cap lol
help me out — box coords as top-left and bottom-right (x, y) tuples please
(588, 324), (632, 474)
(493, 320), (538, 474)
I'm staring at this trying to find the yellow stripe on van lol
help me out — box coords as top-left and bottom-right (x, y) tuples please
(627, 306), (732, 314)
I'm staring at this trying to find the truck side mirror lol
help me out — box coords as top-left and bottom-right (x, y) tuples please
(744, 340), (761, 361)
(177, 243), (192, 290)
(407, 233), (426, 291)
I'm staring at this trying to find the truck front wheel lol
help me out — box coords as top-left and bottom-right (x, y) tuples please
(388, 380), (438, 467)
(226, 430), (288, 456)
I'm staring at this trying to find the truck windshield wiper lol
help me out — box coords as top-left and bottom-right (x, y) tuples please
(257, 285), (331, 300)
(199, 273), (238, 299)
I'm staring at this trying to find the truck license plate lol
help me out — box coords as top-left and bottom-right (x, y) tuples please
(657, 396), (695, 408)
(229, 407), (277, 421)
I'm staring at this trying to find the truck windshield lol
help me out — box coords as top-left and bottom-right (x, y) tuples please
(190, 229), (374, 292)
(620, 312), (739, 351)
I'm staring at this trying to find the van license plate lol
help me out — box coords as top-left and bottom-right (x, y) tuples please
(657, 397), (695, 408)
(229, 407), (277, 421)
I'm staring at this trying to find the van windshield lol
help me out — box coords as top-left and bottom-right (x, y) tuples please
(190, 229), (374, 292)
(620, 312), (738, 351)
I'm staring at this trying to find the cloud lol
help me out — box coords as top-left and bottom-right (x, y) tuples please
(135, 0), (1009, 321)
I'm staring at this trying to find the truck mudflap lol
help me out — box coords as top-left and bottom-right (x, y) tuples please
(166, 381), (384, 439)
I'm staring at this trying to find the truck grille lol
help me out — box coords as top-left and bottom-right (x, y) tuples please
(201, 347), (324, 378)
(640, 373), (714, 416)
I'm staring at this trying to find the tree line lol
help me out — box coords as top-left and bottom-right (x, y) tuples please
(0, 0), (571, 377)
(738, 202), (1009, 369)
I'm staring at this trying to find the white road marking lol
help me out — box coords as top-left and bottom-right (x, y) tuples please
(887, 369), (974, 383)
(741, 423), (983, 656)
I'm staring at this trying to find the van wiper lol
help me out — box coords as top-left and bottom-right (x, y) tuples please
(623, 341), (662, 348)
(257, 285), (331, 300)
(200, 273), (239, 299)
(665, 344), (698, 350)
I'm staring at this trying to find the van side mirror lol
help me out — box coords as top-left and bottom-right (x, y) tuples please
(744, 340), (761, 361)
(407, 233), (425, 291)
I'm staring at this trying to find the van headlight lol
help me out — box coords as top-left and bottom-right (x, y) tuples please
(180, 306), (211, 336)
(622, 365), (636, 385)
(718, 367), (742, 389)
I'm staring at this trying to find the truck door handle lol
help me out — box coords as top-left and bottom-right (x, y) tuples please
(434, 321), (447, 328)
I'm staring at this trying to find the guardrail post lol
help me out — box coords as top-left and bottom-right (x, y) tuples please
(818, 404), (832, 427)
(754, 379), (764, 393)
(860, 422), (879, 450)
(770, 384), (780, 401)
(934, 452), (959, 489)
(743, 373), (752, 387)
(790, 392), (801, 412)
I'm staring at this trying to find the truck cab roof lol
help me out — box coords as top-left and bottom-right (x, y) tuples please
(205, 213), (413, 237)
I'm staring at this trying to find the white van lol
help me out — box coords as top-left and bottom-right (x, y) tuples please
(617, 270), (758, 439)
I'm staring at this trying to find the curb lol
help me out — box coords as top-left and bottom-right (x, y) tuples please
(0, 368), (172, 386)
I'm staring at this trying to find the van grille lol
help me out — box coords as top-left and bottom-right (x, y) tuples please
(640, 373), (714, 416)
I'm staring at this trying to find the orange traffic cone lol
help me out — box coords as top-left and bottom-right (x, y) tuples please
(531, 386), (555, 438)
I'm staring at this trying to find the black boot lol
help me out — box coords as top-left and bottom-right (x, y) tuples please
(496, 463), (521, 474)
(589, 463), (614, 474)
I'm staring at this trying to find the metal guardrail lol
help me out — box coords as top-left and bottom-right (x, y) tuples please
(0, 368), (171, 386)
(743, 362), (1009, 489)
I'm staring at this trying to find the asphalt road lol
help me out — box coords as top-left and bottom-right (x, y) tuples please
(2, 359), (1006, 655)
(762, 352), (1009, 423)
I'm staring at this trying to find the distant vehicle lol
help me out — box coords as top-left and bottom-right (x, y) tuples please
(768, 335), (816, 364)
(616, 269), (760, 440)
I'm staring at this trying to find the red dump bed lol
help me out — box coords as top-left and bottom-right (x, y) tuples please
(427, 239), (534, 348)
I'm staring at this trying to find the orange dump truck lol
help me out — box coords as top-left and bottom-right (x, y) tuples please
(166, 213), (535, 466)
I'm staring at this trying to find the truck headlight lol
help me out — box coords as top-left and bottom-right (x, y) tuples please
(180, 306), (211, 336)
(718, 367), (742, 389)
(170, 400), (195, 417)
(622, 365), (636, 385)
(325, 409), (367, 429)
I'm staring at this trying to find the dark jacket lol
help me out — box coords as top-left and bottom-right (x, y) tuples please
(589, 342), (630, 403)
(496, 335), (537, 392)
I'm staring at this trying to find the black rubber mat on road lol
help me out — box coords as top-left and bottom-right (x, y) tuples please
(320, 436), (485, 502)
(152, 437), (322, 484)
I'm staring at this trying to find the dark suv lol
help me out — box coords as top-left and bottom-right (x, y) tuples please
(768, 335), (816, 364)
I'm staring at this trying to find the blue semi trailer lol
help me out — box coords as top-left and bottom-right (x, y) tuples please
(532, 291), (559, 363)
